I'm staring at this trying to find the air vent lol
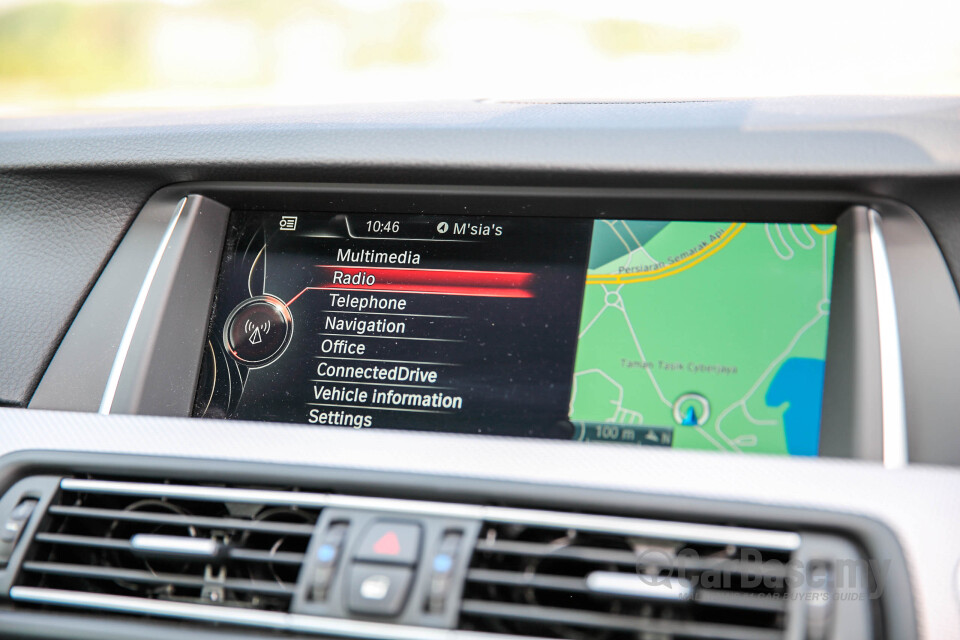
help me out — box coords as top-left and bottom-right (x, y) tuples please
(459, 521), (796, 640)
(16, 478), (320, 611)
(5, 477), (877, 640)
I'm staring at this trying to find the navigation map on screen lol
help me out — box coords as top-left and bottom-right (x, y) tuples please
(569, 221), (836, 456)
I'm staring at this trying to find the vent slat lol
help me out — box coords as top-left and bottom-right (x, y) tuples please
(33, 533), (305, 566)
(475, 539), (638, 565)
(695, 589), (788, 613)
(642, 558), (791, 580)
(460, 599), (782, 640)
(21, 562), (295, 596)
(34, 533), (131, 551)
(227, 549), (306, 565)
(467, 568), (589, 592)
(47, 505), (316, 536)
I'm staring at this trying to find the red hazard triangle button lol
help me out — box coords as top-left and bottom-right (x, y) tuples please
(356, 521), (421, 565)
(373, 531), (401, 556)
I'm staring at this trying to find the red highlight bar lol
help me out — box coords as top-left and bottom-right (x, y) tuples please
(321, 266), (534, 289)
(287, 266), (535, 305)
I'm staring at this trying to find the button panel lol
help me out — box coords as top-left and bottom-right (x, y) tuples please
(293, 508), (481, 628)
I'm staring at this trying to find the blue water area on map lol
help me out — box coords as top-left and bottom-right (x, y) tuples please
(765, 358), (826, 456)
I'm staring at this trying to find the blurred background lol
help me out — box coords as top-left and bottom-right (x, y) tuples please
(0, 0), (958, 116)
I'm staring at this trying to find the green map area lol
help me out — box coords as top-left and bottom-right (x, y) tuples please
(569, 220), (836, 456)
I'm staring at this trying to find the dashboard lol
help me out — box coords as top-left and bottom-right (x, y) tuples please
(1, 98), (960, 640)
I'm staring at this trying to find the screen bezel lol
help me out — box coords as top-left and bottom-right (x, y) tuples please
(39, 182), (896, 459)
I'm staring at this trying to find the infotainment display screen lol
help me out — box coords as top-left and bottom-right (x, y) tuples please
(195, 212), (836, 456)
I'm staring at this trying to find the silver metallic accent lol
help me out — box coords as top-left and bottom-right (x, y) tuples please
(8, 587), (507, 640)
(867, 209), (908, 468)
(130, 534), (220, 558)
(59, 478), (801, 551)
(99, 197), (188, 415)
(585, 571), (693, 601)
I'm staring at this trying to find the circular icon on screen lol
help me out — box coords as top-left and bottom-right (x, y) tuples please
(222, 295), (293, 367)
(672, 393), (710, 427)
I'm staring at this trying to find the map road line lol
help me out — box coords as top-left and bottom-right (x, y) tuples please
(586, 223), (746, 285)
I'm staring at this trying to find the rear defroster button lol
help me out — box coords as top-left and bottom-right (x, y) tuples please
(223, 295), (293, 367)
(347, 564), (414, 616)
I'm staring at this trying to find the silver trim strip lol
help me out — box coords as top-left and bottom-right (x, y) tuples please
(867, 209), (908, 468)
(59, 478), (801, 550)
(130, 534), (220, 557)
(99, 197), (188, 414)
(585, 571), (693, 601)
(8, 587), (530, 640)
